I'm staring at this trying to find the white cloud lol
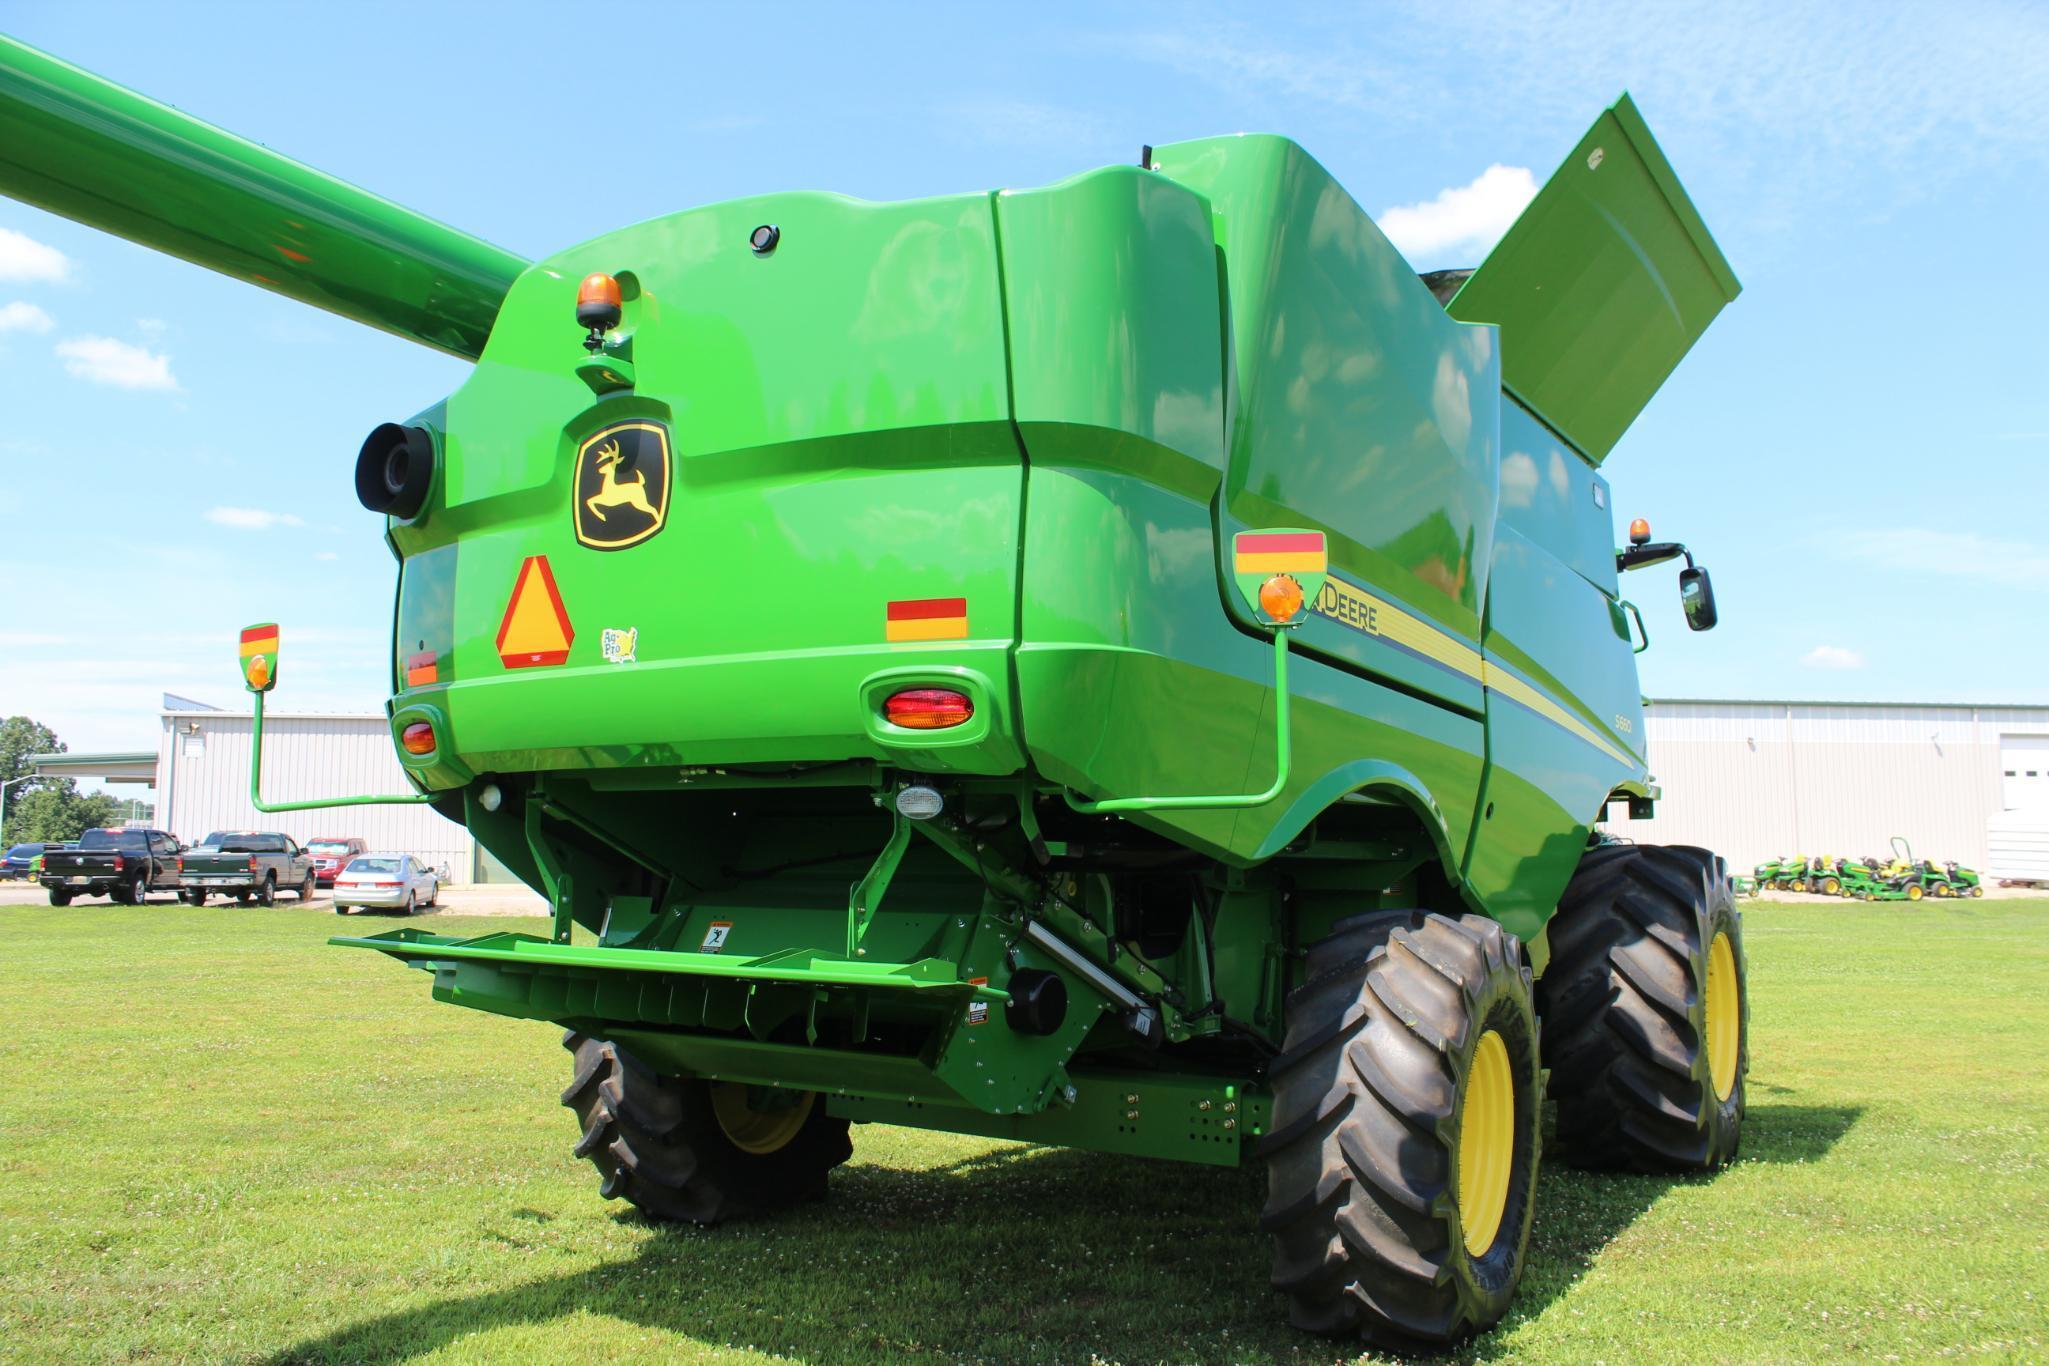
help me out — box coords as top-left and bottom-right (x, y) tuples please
(205, 506), (305, 531)
(136, 318), (168, 336)
(0, 227), (70, 283)
(0, 301), (54, 333)
(1115, 1), (2049, 233)
(1838, 527), (2049, 592)
(54, 335), (178, 390)
(1378, 165), (1537, 266)
(1801, 645), (1865, 671)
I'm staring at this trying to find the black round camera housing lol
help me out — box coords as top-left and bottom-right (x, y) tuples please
(355, 423), (436, 519)
(749, 223), (780, 255)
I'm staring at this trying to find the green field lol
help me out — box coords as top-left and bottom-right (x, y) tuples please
(1, 899), (2043, 1363)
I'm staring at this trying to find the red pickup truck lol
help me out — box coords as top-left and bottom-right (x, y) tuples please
(304, 837), (368, 887)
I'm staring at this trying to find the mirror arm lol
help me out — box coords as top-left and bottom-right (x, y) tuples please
(1616, 540), (1688, 573)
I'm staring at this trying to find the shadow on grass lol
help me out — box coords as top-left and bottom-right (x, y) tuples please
(269, 1101), (1858, 1365)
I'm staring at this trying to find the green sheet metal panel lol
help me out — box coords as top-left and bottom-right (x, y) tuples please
(390, 190), (1028, 778)
(1447, 94), (1740, 463)
(996, 164), (1252, 858)
(1495, 400), (1619, 597)
(1151, 134), (1501, 714)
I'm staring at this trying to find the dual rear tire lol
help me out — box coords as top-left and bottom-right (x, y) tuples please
(1262, 911), (1542, 1343)
(1539, 844), (1747, 1171)
(1263, 844), (1748, 1345)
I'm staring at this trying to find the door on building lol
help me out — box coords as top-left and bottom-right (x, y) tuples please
(2002, 734), (2049, 810)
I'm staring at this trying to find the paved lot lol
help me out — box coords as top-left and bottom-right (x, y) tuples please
(0, 878), (546, 916)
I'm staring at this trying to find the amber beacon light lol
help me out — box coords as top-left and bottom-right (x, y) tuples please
(576, 272), (622, 351)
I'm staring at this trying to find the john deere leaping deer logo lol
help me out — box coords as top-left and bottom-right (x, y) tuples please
(573, 421), (671, 550)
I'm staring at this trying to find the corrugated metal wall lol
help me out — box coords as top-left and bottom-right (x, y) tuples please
(1626, 701), (2049, 873)
(158, 711), (473, 876)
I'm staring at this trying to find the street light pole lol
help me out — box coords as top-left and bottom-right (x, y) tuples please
(0, 772), (43, 843)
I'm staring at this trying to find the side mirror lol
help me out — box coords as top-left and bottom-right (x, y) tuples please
(1679, 566), (1718, 631)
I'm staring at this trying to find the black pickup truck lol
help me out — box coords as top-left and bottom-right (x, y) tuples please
(41, 827), (183, 905)
(177, 831), (317, 905)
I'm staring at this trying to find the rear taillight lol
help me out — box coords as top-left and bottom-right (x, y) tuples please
(248, 855), (259, 873)
(401, 722), (436, 755)
(112, 854), (125, 872)
(883, 688), (973, 730)
(177, 857), (185, 872)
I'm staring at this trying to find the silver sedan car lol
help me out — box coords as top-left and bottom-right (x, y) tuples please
(332, 854), (440, 915)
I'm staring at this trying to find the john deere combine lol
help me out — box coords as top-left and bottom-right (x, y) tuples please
(1, 37), (1748, 1343)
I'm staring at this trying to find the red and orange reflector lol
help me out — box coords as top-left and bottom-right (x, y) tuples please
(239, 622), (280, 693)
(400, 722), (437, 756)
(883, 688), (973, 730)
(885, 597), (968, 642)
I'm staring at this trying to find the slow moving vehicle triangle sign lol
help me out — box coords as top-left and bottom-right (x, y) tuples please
(496, 556), (573, 668)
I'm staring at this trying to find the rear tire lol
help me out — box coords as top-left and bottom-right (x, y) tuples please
(256, 875), (276, 908)
(298, 875), (316, 902)
(1262, 911), (1541, 1344)
(561, 1031), (852, 1224)
(1539, 844), (1747, 1172)
(182, 889), (207, 906)
(48, 888), (71, 906)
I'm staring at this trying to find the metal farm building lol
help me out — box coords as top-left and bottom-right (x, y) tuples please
(111, 694), (2049, 888)
(156, 701), (479, 878)
(1630, 700), (2049, 877)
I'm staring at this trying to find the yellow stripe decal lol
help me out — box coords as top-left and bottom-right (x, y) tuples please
(1234, 551), (1328, 574)
(1309, 573), (1631, 767)
(1480, 661), (1636, 767)
(885, 616), (968, 642)
(1311, 577), (1484, 681)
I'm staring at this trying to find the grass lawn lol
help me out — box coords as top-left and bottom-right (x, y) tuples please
(1, 898), (2044, 1363)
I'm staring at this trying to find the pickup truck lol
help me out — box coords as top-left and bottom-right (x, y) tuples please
(178, 831), (317, 905)
(41, 828), (182, 905)
(303, 836), (368, 887)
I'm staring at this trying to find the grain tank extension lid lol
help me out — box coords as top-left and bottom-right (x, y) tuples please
(1446, 94), (1740, 464)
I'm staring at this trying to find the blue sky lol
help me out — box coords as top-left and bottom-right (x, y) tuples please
(3, 0), (2045, 766)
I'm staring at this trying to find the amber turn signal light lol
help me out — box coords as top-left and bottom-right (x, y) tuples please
(1628, 517), (1650, 545)
(400, 721), (437, 755)
(1258, 573), (1305, 624)
(883, 688), (973, 730)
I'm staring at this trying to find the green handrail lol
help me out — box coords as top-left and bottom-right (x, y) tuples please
(248, 690), (432, 813)
(1065, 629), (1293, 813)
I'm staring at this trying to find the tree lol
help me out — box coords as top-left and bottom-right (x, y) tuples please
(2, 715), (71, 845)
(4, 788), (123, 844)
(1, 715), (64, 795)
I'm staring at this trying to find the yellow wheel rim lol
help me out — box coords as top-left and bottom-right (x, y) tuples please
(1705, 931), (1740, 1103)
(710, 1084), (814, 1154)
(1457, 1029), (1515, 1257)
(1907, 884), (1923, 901)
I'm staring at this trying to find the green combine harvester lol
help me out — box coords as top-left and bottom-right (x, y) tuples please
(1, 37), (1748, 1343)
